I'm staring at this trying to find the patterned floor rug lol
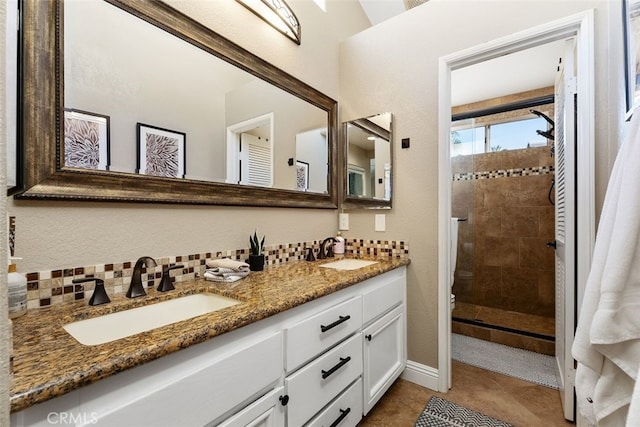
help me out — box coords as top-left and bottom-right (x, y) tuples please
(452, 333), (558, 389)
(415, 396), (513, 427)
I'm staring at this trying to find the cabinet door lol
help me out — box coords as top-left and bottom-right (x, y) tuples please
(215, 387), (285, 427)
(362, 305), (405, 415)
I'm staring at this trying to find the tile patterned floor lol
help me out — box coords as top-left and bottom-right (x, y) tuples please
(358, 361), (573, 427)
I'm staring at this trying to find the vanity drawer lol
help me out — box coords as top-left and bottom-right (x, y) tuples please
(362, 268), (405, 325)
(285, 333), (362, 427)
(306, 378), (363, 427)
(285, 296), (362, 372)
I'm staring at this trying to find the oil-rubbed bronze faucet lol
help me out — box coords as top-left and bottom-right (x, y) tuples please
(318, 237), (336, 260)
(127, 256), (157, 298)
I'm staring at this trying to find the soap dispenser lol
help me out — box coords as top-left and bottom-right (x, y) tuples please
(334, 231), (345, 255)
(8, 261), (27, 319)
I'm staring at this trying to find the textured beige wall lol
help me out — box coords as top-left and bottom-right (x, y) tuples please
(339, 0), (622, 369)
(7, 1), (371, 275)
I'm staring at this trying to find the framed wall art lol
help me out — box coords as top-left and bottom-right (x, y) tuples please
(63, 109), (110, 170)
(137, 123), (186, 178)
(624, 0), (640, 117)
(296, 160), (309, 191)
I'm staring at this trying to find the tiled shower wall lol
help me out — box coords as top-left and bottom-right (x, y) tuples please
(21, 238), (409, 310)
(452, 146), (555, 318)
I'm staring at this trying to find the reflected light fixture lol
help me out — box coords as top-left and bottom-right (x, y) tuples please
(236, 0), (301, 45)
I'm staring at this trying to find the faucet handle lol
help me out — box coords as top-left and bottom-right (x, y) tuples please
(305, 247), (316, 262)
(326, 243), (334, 258)
(73, 277), (110, 306)
(157, 264), (184, 292)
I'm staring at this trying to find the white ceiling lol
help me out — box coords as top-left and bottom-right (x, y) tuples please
(358, 0), (408, 26)
(356, 1), (565, 107)
(451, 40), (566, 106)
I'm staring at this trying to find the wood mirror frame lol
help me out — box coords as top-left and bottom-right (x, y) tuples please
(340, 115), (392, 209)
(17, 0), (338, 208)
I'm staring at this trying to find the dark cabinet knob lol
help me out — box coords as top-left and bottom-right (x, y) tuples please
(279, 395), (289, 406)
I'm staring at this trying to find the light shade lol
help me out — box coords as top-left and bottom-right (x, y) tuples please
(237, 0), (301, 45)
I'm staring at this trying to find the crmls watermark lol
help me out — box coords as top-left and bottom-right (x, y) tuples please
(47, 412), (99, 425)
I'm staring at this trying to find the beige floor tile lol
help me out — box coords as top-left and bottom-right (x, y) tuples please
(359, 361), (572, 427)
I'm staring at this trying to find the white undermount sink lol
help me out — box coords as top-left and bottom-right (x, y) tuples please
(63, 293), (241, 346)
(319, 259), (379, 270)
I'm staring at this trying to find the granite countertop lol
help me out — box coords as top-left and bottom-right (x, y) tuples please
(10, 256), (410, 413)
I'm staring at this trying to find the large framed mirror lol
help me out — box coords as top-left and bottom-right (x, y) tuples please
(17, 0), (338, 208)
(341, 112), (392, 209)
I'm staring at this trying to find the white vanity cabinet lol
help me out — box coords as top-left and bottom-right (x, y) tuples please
(363, 305), (405, 414)
(12, 266), (407, 427)
(283, 295), (363, 426)
(283, 266), (406, 426)
(361, 269), (407, 415)
(11, 331), (284, 427)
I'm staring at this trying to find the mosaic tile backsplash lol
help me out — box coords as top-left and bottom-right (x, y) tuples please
(24, 239), (409, 310)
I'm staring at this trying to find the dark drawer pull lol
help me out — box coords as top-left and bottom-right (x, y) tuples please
(321, 356), (351, 379)
(321, 315), (351, 333)
(329, 408), (351, 427)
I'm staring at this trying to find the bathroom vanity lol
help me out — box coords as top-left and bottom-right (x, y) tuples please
(10, 258), (408, 426)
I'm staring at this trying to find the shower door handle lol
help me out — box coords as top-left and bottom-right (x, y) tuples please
(546, 240), (557, 249)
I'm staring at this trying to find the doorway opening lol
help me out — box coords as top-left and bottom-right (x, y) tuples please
(226, 113), (274, 187)
(449, 86), (557, 351)
(438, 11), (595, 423)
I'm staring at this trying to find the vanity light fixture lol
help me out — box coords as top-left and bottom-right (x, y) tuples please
(236, 0), (301, 45)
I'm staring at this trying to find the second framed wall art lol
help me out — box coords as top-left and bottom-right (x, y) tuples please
(137, 123), (186, 178)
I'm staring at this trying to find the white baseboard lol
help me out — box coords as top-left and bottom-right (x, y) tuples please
(401, 360), (439, 391)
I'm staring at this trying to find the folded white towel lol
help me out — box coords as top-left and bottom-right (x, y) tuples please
(204, 271), (248, 283)
(204, 265), (250, 283)
(206, 258), (250, 271)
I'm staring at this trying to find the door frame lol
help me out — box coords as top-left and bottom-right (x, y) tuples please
(437, 9), (595, 395)
(225, 113), (275, 185)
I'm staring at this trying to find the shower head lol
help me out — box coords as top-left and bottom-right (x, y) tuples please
(530, 109), (555, 127)
(536, 129), (555, 141)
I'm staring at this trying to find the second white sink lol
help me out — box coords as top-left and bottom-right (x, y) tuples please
(63, 293), (241, 346)
(319, 259), (378, 270)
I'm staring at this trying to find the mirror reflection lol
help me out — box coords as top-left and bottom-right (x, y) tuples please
(345, 113), (392, 201)
(63, 0), (329, 194)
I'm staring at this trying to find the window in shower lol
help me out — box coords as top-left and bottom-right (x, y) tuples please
(451, 124), (485, 156)
(489, 116), (548, 151)
(450, 102), (553, 156)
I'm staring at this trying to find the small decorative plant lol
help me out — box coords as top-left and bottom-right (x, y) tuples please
(249, 231), (265, 256)
(248, 231), (266, 271)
